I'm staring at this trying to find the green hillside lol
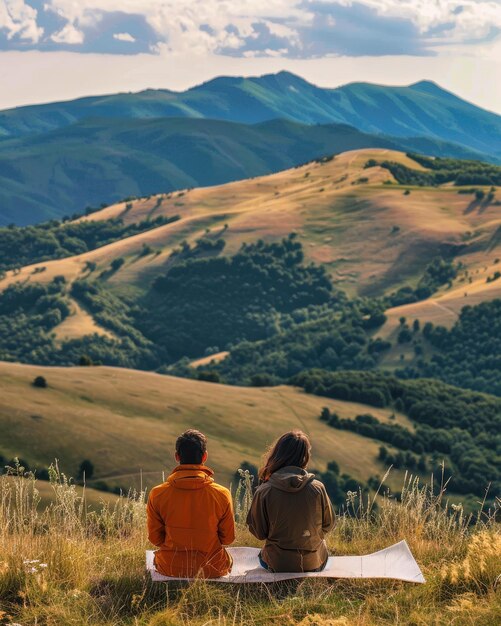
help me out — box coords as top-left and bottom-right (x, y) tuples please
(1, 72), (500, 160)
(0, 117), (484, 225)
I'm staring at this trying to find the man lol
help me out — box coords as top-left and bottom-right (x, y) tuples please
(147, 429), (235, 578)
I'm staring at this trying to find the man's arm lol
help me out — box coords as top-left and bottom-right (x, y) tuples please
(147, 493), (166, 546)
(246, 488), (269, 540)
(218, 492), (236, 546)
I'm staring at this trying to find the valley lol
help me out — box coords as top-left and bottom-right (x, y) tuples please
(0, 148), (500, 506)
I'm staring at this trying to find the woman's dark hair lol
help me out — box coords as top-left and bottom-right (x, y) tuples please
(176, 429), (207, 464)
(259, 430), (311, 482)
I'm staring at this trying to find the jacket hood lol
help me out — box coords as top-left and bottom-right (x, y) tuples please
(268, 466), (315, 492)
(167, 465), (214, 490)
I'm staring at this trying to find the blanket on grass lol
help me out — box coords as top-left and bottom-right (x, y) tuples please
(146, 540), (425, 584)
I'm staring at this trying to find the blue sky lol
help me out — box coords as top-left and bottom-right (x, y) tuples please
(1, 0), (500, 111)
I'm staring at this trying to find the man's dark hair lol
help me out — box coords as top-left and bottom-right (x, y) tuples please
(176, 429), (207, 464)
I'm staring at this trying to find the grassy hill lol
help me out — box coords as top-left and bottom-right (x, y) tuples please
(0, 361), (413, 494)
(0, 118), (485, 225)
(1, 71), (500, 159)
(2, 148), (500, 310)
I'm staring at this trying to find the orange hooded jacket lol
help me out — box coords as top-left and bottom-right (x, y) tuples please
(147, 465), (235, 578)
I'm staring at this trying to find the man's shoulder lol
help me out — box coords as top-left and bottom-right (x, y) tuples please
(210, 481), (232, 501)
(149, 482), (170, 499)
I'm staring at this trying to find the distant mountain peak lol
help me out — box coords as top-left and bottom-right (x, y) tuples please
(409, 79), (442, 89)
(252, 70), (314, 89)
(190, 70), (313, 93)
(408, 80), (455, 97)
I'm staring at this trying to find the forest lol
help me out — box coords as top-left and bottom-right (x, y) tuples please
(139, 235), (335, 360)
(294, 370), (500, 498)
(401, 299), (501, 396)
(191, 301), (387, 385)
(365, 153), (501, 187)
(0, 214), (177, 273)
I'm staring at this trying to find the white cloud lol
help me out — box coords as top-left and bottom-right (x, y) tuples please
(37, 0), (501, 57)
(113, 32), (136, 42)
(1, 1), (498, 58)
(50, 23), (84, 44)
(0, 0), (43, 42)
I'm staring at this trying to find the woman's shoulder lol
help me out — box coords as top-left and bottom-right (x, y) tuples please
(308, 477), (328, 494)
(255, 480), (273, 493)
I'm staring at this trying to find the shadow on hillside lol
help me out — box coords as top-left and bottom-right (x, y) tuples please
(463, 197), (492, 215)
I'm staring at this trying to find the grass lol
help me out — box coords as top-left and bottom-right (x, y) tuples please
(0, 362), (412, 494)
(52, 298), (114, 343)
(0, 463), (499, 626)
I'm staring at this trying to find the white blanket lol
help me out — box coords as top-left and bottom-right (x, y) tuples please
(146, 540), (425, 584)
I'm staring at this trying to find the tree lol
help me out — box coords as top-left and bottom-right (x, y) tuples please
(418, 455), (427, 472)
(398, 328), (413, 344)
(197, 370), (220, 383)
(78, 460), (94, 481)
(378, 445), (388, 461)
(326, 460), (340, 475)
(110, 257), (124, 272)
(320, 407), (331, 421)
(32, 376), (47, 388)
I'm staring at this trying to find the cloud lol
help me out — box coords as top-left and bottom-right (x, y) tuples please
(0, 0), (43, 42)
(113, 32), (135, 43)
(0, 0), (499, 58)
(284, 1), (432, 57)
(51, 22), (84, 44)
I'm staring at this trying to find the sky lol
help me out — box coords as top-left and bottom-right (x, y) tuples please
(0, 0), (500, 113)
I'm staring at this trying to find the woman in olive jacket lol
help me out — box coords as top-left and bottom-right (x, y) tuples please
(246, 430), (334, 572)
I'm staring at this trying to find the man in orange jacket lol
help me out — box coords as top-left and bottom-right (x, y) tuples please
(147, 429), (235, 578)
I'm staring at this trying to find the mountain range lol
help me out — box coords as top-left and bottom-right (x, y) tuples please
(1, 71), (500, 225)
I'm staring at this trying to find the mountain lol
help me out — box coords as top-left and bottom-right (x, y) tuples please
(0, 117), (487, 225)
(1, 72), (500, 160)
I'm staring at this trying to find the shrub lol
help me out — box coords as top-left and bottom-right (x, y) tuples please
(110, 257), (125, 272)
(77, 459), (94, 481)
(32, 375), (47, 388)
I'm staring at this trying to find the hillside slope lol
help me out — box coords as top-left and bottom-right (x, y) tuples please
(3, 149), (500, 314)
(0, 118), (484, 225)
(1, 72), (500, 160)
(0, 361), (411, 492)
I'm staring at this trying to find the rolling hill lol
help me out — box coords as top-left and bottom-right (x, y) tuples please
(0, 361), (413, 492)
(0, 118), (485, 225)
(1, 72), (500, 160)
(3, 149), (500, 309)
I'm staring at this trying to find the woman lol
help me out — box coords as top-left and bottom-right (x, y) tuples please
(246, 430), (334, 573)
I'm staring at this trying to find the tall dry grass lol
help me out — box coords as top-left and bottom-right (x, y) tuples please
(0, 461), (499, 626)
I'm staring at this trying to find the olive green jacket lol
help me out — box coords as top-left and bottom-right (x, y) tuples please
(247, 466), (335, 572)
